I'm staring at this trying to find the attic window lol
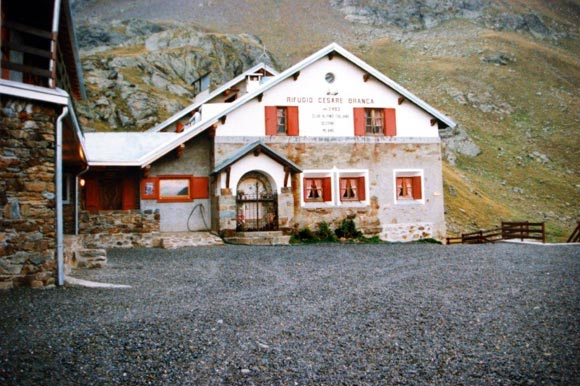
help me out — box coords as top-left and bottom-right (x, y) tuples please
(192, 72), (211, 96)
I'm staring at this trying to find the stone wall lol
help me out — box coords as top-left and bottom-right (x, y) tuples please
(79, 209), (160, 235)
(0, 98), (58, 289)
(216, 139), (446, 241)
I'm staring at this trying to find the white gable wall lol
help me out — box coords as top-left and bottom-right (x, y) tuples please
(215, 56), (438, 138)
(216, 152), (287, 195)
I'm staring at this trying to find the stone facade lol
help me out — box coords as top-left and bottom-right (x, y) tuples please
(0, 98), (58, 289)
(79, 209), (160, 235)
(214, 139), (446, 241)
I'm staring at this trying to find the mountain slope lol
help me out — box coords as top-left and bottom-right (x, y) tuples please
(72, 0), (580, 241)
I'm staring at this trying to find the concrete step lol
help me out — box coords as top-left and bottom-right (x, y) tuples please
(224, 231), (291, 245)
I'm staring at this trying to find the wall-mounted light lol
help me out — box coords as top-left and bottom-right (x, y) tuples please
(79, 178), (86, 188)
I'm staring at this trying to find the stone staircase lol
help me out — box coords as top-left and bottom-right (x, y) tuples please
(159, 232), (224, 249)
(223, 231), (291, 245)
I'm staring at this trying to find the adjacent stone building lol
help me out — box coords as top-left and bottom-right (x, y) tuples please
(0, 0), (88, 288)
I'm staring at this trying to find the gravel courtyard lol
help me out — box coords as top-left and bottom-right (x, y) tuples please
(1, 243), (579, 385)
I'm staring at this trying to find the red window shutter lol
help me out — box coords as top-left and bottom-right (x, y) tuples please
(122, 178), (137, 210)
(84, 178), (101, 212)
(353, 108), (366, 136)
(357, 177), (366, 201)
(191, 176), (210, 199)
(287, 106), (299, 136)
(384, 108), (397, 136)
(322, 177), (332, 202)
(265, 106), (277, 135)
(412, 176), (422, 200)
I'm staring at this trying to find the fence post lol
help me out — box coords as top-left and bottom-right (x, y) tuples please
(542, 222), (545, 244)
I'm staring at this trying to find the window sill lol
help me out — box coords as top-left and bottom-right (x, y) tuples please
(157, 198), (194, 203)
(395, 199), (424, 205)
(338, 201), (368, 207)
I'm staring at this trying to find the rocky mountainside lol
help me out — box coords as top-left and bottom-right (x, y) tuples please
(75, 19), (277, 131)
(72, 0), (580, 240)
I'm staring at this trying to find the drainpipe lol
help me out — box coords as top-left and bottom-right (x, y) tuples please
(56, 106), (68, 286)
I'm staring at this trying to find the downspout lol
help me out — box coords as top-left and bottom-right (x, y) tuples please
(69, 100), (89, 236)
(56, 106), (68, 286)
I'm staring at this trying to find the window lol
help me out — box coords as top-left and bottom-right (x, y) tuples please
(158, 176), (191, 202)
(354, 108), (396, 136)
(394, 171), (423, 202)
(365, 109), (384, 135)
(62, 174), (72, 204)
(303, 176), (332, 203)
(192, 72), (210, 96)
(141, 176), (209, 201)
(276, 107), (287, 134)
(339, 177), (366, 202)
(304, 178), (323, 201)
(265, 106), (299, 136)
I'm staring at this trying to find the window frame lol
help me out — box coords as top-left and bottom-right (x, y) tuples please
(157, 175), (193, 203)
(301, 171), (333, 206)
(265, 106), (299, 136)
(337, 170), (368, 206)
(365, 108), (385, 135)
(393, 170), (424, 204)
(303, 177), (324, 202)
(276, 106), (288, 135)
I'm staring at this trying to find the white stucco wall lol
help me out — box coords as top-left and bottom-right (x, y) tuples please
(216, 152), (288, 195)
(216, 56), (438, 138)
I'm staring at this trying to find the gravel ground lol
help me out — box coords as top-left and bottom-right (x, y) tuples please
(1, 243), (579, 385)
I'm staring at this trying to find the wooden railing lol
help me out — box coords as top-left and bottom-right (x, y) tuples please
(568, 221), (580, 243)
(1, 20), (56, 88)
(447, 221), (546, 244)
(501, 221), (545, 243)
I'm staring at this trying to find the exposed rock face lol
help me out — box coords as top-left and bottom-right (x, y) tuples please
(330, 0), (486, 31)
(329, 0), (565, 39)
(77, 20), (278, 131)
(440, 125), (481, 165)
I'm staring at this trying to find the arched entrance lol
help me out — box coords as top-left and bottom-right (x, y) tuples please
(236, 171), (278, 232)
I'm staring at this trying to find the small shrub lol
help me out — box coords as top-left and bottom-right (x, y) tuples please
(335, 218), (362, 240)
(316, 221), (338, 242)
(414, 238), (442, 244)
(294, 226), (317, 242)
(360, 235), (383, 243)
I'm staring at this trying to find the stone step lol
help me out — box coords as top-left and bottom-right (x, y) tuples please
(74, 249), (107, 269)
(159, 232), (224, 249)
(224, 231), (291, 245)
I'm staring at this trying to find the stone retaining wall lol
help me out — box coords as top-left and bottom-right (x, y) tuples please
(0, 98), (58, 289)
(79, 209), (160, 235)
(381, 222), (434, 242)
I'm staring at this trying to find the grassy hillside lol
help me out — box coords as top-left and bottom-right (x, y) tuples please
(358, 20), (580, 240)
(74, 1), (580, 241)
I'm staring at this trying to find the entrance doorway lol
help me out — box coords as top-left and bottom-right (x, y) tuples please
(236, 172), (278, 232)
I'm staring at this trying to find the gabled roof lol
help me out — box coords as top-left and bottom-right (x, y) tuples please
(85, 132), (179, 166)
(145, 62), (278, 133)
(212, 141), (302, 175)
(87, 43), (456, 168)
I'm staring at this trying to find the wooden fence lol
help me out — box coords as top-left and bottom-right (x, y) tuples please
(447, 221), (545, 245)
(501, 221), (545, 243)
(568, 222), (580, 243)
